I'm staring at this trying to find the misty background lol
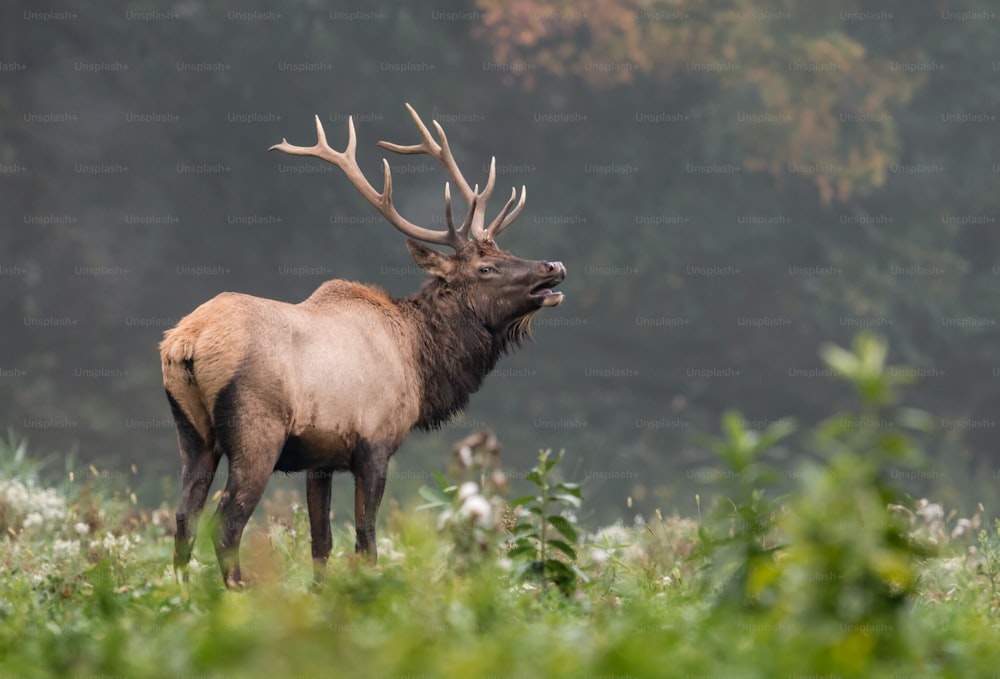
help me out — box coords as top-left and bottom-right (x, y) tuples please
(2, 0), (998, 526)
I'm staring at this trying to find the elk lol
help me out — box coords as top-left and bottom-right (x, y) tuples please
(161, 104), (566, 588)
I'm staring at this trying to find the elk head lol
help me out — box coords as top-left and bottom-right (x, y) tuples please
(268, 104), (566, 342)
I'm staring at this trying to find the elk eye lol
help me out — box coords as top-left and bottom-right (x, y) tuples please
(479, 265), (496, 275)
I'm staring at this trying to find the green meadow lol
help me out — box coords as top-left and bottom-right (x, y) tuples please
(2, 335), (999, 679)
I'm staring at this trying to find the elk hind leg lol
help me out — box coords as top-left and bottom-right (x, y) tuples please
(212, 415), (286, 589)
(168, 391), (219, 583)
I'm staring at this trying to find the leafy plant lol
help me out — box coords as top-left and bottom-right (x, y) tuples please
(974, 519), (1000, 605)
(691, 332), (941, 672)
(694, 413), (794, 606)
(773, 333), (937, 668)
(506, 449), (586, 597)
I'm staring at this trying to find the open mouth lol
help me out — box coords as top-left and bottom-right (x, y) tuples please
(529, 282), (565, 307)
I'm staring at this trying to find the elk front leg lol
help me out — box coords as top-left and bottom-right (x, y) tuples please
(306, 470), (333, 581)
(352, 447), (390, 562)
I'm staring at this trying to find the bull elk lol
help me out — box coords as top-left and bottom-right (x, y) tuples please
(160, 104), (566, 587)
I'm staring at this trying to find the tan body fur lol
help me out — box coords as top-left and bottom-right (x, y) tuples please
(162, 281), (420, 469)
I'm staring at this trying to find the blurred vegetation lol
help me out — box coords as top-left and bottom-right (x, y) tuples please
(2, 0), (999, 523)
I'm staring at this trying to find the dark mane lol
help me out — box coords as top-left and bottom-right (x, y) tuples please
(399, 277), (527, 430)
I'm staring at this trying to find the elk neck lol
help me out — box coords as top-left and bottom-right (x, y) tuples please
(398, 278), (513, 430)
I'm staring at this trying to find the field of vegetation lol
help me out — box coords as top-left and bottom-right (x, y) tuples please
(3, 335), (1000, 678)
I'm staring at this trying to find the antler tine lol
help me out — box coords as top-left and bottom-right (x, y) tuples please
(430, 119), (476, 203)
(442, 182), (470, 249)
(444, 182), (456, 237)
(375, 106), (439, 156)
(468, 156), (498, 240)
(485, 185), (527, 239)
(444, 182), (478, 247)
(377, 103), (477, 204)
(270, 114), (457, 248)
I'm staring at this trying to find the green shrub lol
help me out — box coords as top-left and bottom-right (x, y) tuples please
(506, 448), (586, 597)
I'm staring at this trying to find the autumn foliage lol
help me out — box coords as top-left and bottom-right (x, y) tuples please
(476, 0), (922, 202)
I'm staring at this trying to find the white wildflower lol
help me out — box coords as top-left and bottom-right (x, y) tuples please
(0, 478), (66, 530)
(591, 521), (630, 547)
(916, 498), (944, 523)
(589, 547), (610, 566)
(952, 517), (977, 539)
(490, 469), (507, 490)
(437, 508), (454, 530)
(377, 536), (404, 562)
(458, 482), (480, 501)
(22, 512), (45, 530)
(457, 445), (473, 469)
(98, 532), (131, 555)
(458, 494), (494, 529)
(53, 538), (81, 557)
(74, 522), (90, 536)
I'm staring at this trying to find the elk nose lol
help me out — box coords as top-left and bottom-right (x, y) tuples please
(545, 261), (566, 277)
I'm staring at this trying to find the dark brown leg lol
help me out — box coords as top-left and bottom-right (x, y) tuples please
(168, 391), (219, 583)
(352, 445), (390, 563)
(212, 420), (286, 589)
(306, 470), (333, 582)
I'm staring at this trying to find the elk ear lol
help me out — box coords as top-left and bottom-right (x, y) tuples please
(406, 239), (455, 278)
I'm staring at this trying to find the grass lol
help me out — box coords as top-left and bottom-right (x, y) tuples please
(3, 335), (1000, 678)
(2, 442), (1000, 679)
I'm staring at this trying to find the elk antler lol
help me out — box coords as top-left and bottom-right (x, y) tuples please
(269, 104), (526, 249)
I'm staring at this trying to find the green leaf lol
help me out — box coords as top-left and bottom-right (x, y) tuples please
(570, 563), (591, 584)
(434, 470), (450, 491)
(895, 407), (935, 433)
(552, 493), (582, 508)
(548, 515), (579, 543)
(855, 331), (888, 376)
(754, 418), (796, 453)
(552, 482), (582, 498)
(722, 410), (747, 447)
(820, 341), (862, 378)
(509, 495), (538, 507)
(506, 542), (537, 559)
(543, 559), (578, 593)
(548, 539), (577, 561)
(543, 557), (573, 571)
(417, 485), (451, 506)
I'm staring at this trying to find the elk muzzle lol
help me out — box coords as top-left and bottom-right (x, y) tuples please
(530, 261), (567, 307)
